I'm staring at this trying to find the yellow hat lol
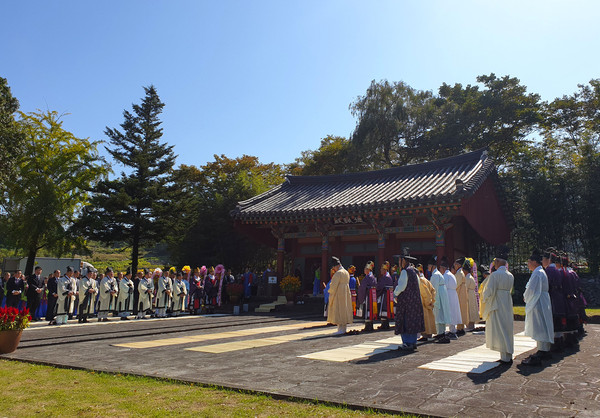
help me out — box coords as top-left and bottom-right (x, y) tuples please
(365, 261), (374, 271)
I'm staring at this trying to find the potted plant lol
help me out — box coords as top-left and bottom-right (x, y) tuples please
(226, 283), (244, 305)
(279, 276), (301, 303)
(0, 306), (31, 354)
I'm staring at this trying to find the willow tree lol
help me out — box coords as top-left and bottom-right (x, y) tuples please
(0, 110), (107, 275)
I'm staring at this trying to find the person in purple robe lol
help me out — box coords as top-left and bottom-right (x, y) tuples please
(394, 249), (425, 351)
(377, 261), (394, 330)
(357, 261), (377, 332)
(559, 253), (581, 347)
(542, 248), (567, 351)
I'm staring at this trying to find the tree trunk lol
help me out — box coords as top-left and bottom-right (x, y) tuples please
(131, 223), (140, 274)
(24, 246), (37, 277)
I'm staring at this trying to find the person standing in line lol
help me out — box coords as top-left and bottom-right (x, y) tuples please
(98, 268), (118, 322)
(137, 268), (154, 319)
(520, 249), (554, 366)
(132, 269), (142, 316)
(118, 267), (135, 320)
(327, 256), (353, 335)
(377, 261), (394, 330)
(348, 265), (358, 316)
(417, 264), (437, 341)
(542, 248), (567, 351)
(6, 270), (25, 309)
(0, 272), (8, 307)
(78, 268), (97, 323)
(440, 257), (462, 340)
(56, 267), (74, 325)
(453, 258), (469, 336)
(46, 270), (59, 325)
(427, 257), (452, 344)
(172, 271), (188, 316)
(26, 266), (44, 320)
(156, 268), (172, 318)
(482, 246), (515, 364)
(394, 250), (425, 351)
(462, 258), (479, 331)
(357, 261), (377, 332)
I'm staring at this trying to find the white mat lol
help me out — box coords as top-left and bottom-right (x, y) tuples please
(418, 332), (537, 373)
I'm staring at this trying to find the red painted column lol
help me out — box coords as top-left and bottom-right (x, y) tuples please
(378, 233), (386, 268)
(276, 237), (285, 279)
(435, 229), (445, 264)
(321, 234), (329, 290)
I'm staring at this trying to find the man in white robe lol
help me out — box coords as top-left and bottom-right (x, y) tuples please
(520, 249), (554, 366)
(137, 268), (155, 319)
(117, 268), (135, 320)
(482, 247), (514, 364)
(427, 256), (452, 344)
(440, 257), (462, 339)
(172, 271), (188, 316)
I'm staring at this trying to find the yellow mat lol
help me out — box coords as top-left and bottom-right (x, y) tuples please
(112, 321), (326, 348)
(186, 325), (363, 353)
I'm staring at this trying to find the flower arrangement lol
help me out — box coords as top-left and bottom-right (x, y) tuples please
(226, 283), (244, 297)
(279, 276), (301, 294)
(0, 307), (32, 332)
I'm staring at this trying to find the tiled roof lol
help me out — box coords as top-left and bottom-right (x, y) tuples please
(232, 149), (495, 222)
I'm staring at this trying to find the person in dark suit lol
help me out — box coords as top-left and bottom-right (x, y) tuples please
(46, 270), (59, 325)
(27, 266), (44, 320)
(6, 270), (25, 308)
(0, 272), (9, 307)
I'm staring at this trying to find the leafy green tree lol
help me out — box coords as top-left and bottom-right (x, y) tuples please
(79, 86), (176, 273)
(542, 79), (600, 272)
(168, 155), (285, 270)
(0, 110), (107, 275)
(288, 135), (353, 176)
(432, 74), (542, 165)
(0, 76), (25, 188)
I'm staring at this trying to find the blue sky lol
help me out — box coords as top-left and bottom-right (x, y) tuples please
(2, 1), (599, 168)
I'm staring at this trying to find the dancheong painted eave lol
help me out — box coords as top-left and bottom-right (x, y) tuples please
(231, 149), (497, 223)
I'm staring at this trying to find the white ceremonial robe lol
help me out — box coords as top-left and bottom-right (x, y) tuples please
(156, 276), (173, 309)
(482, 266), (514, 355)
(430, 269), (452, 325)
(117, 278), (135, 313)
(78, 277), (97, 315)
(524, 266), (554, 344)
(138, 277), (155, 313)
(98, 277), (118, 312)
(443, 270), (463, 326)
(70, 277), (78, 314)
(56, 276), (74, 316)
(172, 279), (188, 312)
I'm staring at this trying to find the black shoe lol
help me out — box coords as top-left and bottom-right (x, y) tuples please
(498, 359), (513, 365)
(398, 343), (416, 352)
(435, 336), (451, 344)
(456, 329), (466, 336)
(417, 336), (430, 342)
(520, 355), (542, 366)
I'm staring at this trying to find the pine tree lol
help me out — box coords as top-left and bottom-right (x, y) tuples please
(80, 86), (176, 272)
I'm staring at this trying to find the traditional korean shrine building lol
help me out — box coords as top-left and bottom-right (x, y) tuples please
(232, 149), (511, 291)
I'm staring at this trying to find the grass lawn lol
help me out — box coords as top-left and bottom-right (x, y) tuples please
(513, 306), (600, 317)
(0, 360), (412, 417)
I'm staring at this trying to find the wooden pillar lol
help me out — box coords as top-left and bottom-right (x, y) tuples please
(378, 232), (386, 268)
(277, 237), (285, 279)
(320, 234), (329, 289)
(435, 229), (445, 264)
